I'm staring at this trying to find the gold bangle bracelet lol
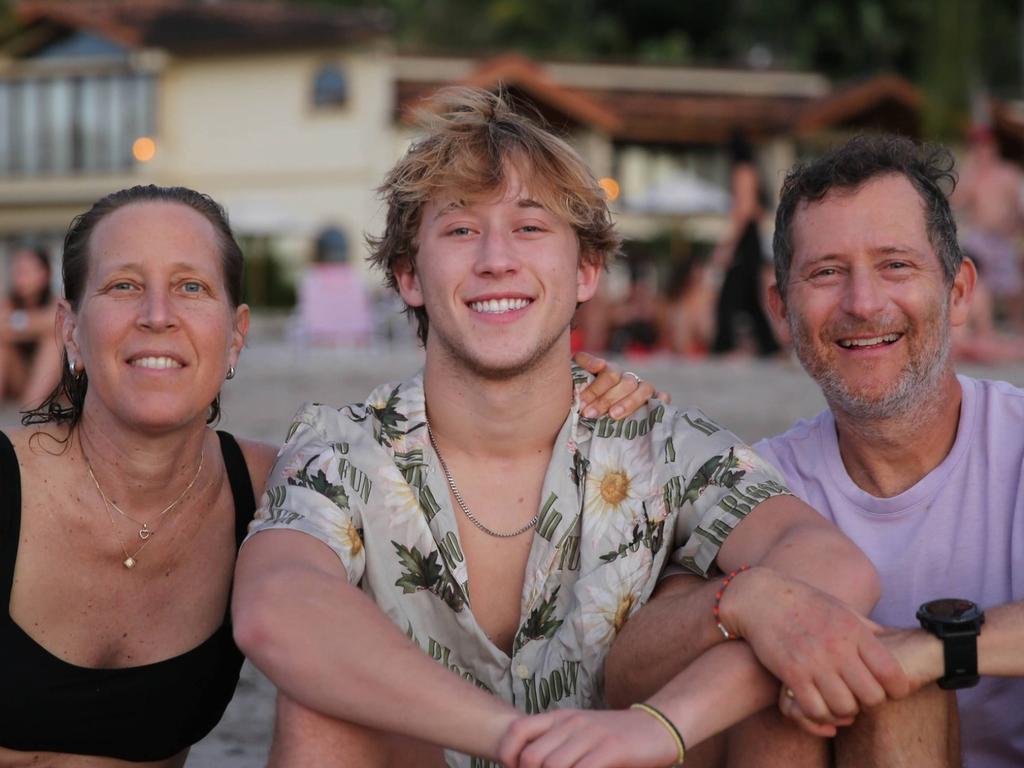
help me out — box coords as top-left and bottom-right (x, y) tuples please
(630, 702), (686, 766)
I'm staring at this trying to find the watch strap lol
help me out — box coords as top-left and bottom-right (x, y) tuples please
(939, 632), (980, 690)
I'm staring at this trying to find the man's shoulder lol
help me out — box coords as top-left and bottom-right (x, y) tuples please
(960, 375), (1024, 444)
(963, 374), (1024, 404)
(753, 410), (832, 456)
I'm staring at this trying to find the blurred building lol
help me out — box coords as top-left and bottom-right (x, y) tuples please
(0, 0), (392, 297)
(5, 0), (1017, 300)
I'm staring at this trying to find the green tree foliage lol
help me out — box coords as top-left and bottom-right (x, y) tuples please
(313, 0), (1024, 137)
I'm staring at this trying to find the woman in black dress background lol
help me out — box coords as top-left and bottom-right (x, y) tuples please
(711, 132), (780, 357)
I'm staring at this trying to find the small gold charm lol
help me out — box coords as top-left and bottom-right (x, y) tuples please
(123, 557), (136, 569)
(139, 526), (152, 541)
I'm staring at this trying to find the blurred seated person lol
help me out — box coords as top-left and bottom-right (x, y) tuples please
(0, 247), (61, 408)
(608, 263), (659, 355)
(658, 249), (715, 357)
(954, 125), (1024, 329)
(293, 228), (373, 346)
(953, 255), (1024, 363)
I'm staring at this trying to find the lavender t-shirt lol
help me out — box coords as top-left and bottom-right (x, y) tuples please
(755, 376), (1024, 768)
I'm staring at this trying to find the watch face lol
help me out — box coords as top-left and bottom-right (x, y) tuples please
(924, 598), (977, 620)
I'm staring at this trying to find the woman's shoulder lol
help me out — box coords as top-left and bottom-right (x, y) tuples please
(230, 436), (278, 499)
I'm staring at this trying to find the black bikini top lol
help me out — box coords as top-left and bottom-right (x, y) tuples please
(0, 430), (253, 762)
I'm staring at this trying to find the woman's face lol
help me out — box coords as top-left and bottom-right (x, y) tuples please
(61, 201), (249, 433)
(11, 249), (50, 303)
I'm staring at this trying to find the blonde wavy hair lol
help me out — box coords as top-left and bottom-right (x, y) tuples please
(367, 87), (622, 344)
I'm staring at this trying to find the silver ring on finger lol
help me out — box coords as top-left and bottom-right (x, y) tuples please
(624, 371), (643, 386)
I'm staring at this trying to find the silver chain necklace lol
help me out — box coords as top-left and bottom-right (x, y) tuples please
(427, 424), (538, 538)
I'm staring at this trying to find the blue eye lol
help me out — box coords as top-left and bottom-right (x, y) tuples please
(182, 281), (205, 294)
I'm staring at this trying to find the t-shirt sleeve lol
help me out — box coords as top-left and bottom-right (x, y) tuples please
(246, 403), (367, 584)
(662, 408), (791, 577)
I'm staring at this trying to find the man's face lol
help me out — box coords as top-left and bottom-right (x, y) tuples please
(769, 174), (973, 420)
(396, 164), (600, 379)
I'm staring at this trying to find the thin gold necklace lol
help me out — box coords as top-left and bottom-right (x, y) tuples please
(84, 449), (205, 569)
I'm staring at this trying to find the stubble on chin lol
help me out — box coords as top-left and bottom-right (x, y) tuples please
(789, 310), (952, 427)
(431, 324), (570, 383)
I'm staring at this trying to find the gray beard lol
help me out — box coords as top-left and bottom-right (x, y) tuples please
(790, 310), (952, 427)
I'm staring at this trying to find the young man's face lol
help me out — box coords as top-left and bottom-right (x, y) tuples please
(397, 164), (600, 379)
(769, 173), (974, 419)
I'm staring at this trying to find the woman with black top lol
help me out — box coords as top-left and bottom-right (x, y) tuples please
(0, 185), (278, 766)
(0, 246), (62, 408)
(711, 132), (781, 357)
(0, 185), (657, 765)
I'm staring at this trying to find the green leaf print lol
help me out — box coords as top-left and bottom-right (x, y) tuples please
(682, 448), (745, 505)
(392, 541), (466, 613)
(570, 449), (591, 488)
(288, 455), (350, 510)
(599, 522), (643, 563)
(513, 586), (564, 653)
(599, 503), (664, 562)
(372, 385), (421, 448)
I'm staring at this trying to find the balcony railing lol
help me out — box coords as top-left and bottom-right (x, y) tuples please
(0, 70), (155, 178)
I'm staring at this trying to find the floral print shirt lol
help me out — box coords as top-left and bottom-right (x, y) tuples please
(248, 368), (790, 767)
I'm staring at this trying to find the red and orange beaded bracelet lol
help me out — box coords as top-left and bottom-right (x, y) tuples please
(712, 564), (750, 640)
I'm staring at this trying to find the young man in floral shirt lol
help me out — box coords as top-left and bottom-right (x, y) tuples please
(233, 89), (907, 768)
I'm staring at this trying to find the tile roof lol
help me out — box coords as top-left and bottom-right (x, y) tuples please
(396, 56), (921, 145)
(14, 0), (390, 55)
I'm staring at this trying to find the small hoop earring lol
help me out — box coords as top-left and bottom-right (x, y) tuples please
(226, 365), (236, 380)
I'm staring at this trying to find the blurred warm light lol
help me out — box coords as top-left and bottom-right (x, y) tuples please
(598, 177), (620, 202)
(132, 137), (157, 162)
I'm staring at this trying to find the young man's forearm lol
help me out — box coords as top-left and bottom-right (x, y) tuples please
(233, 530), (518, 760)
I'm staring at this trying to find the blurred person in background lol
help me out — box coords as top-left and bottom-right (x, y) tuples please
(0, 247), (61, 408)
(951, 275), (1024, 363)
(955, 125), (1024, 330)
(608, 261), (660, 355)
(659, 248), (715, 357)
(710, 132), (781, 358)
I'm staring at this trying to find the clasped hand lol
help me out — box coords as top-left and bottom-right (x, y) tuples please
(722, 567), (910, 736)
(497, 708), (679, 768)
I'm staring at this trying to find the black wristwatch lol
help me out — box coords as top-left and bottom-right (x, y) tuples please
(916, 598), (985, 690)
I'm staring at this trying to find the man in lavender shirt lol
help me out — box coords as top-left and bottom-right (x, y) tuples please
(754, 135), (1023, 767)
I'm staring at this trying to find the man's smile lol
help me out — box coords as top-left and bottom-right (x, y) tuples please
(836, 333), (903, 350)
